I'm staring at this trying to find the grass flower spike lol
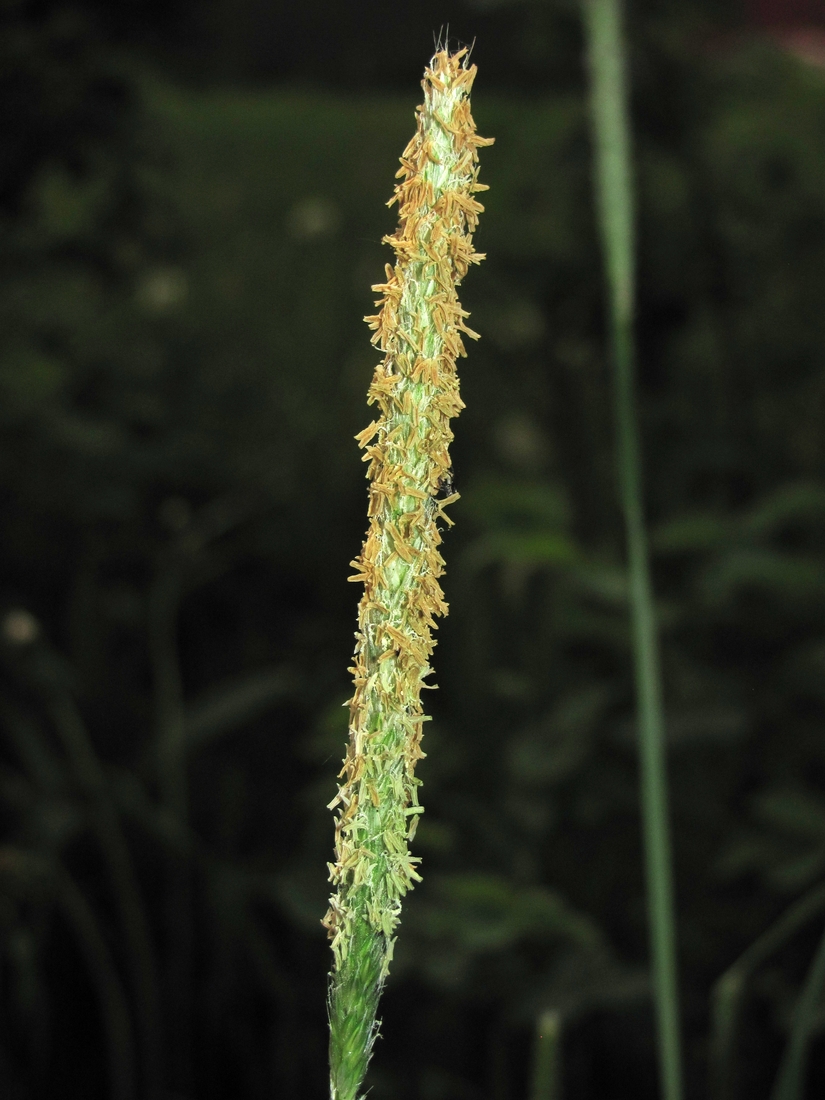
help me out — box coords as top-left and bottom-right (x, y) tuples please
(322, 47), (492, 1100)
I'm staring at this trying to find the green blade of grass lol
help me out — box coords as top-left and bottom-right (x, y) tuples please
(581, 3), (684, 1100)
(710, 882), (825, 1100)
(45, 688), (163, 1100)
(770, 916), (825, 1100)
(55, 862), (137, 1100)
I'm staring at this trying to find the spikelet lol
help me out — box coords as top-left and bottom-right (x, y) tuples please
(323, 48), (493, 1100)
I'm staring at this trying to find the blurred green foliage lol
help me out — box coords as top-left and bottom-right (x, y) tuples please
(3, 6), (825, 1100)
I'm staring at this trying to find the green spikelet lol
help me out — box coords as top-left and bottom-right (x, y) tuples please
(322, 47), (493, 1100)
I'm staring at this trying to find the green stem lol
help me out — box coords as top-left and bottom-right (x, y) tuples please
(529, 1010), (562, 1100)
(328, 916), (386, 1100)
(710, 882), (825, 1100)
(770, 917), (825, 1100)
(582, 4), (684, 1100)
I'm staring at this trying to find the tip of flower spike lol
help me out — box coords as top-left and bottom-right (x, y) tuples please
(430, 28), (475, 67)
(425, 46), (478, 94)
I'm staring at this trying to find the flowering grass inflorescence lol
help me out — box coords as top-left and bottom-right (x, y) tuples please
(322, 47), (492, 1100)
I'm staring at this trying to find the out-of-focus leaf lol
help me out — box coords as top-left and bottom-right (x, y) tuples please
(110, 769), (197, 860)
(767, 851), (825, 894)
(0, 700), (66, 793)
(465, 530), (578, 572)
(32, 166), (112, 241)
(184, 665), (299, 752)
(698, 549), (825, 607)
(570, 561), (628, 606)
(739, 483), (825, 542)
(652, 512), (734, 554)
(462, 478), (571, 531)
(665, 705), (747, 746)
(519, 949), (649, 1024)
(416, 873), (603, 955)
(507, 685), (613, 786)
(0, 347), (68, 411)
(717, 790), (825, 893)
(462, 477), (577, 575)
(715, 835), (789, 882)
(755, 790), (825, 842)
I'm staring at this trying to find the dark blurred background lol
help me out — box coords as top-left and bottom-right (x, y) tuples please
(3, 0), (825, 1098)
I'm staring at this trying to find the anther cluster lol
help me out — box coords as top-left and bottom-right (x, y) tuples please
(324, 47), (492, 976)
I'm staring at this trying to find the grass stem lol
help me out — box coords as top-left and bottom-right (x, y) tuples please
(148, 563), (192, 1094)
(56, 862), (137, 1100)
(47, 691), (162, 1100)
(529, 1010), (562, 1100)
(582, 4), (684, 1099)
